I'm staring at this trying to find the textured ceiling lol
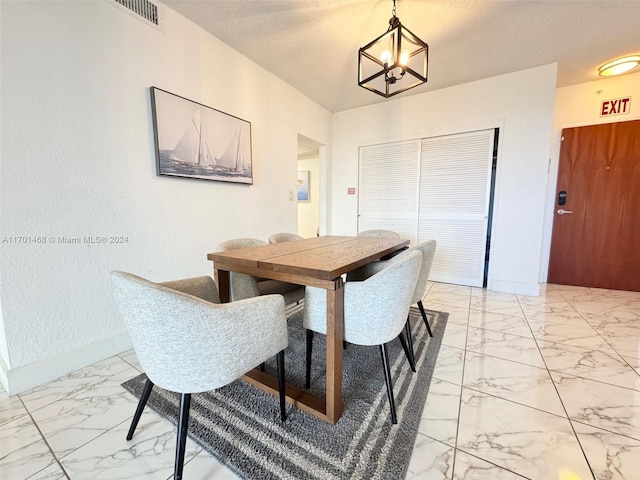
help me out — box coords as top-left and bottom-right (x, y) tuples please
(164, 0), (640, 113)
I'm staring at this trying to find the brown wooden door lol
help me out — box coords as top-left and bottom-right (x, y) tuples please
(548, 119), (640, 292)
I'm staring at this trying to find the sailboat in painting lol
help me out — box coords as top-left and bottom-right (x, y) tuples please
(169, 112), (248, 174)
(215, 129), (247, 172)
(169, 110), (216, 168)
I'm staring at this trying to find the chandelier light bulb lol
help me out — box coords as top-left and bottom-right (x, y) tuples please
(380, 50), (392, 65)
(399, 50), (409, 65)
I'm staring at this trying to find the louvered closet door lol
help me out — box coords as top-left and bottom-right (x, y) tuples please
(419, 129), (495, 287)
(358, 140), (419, 241)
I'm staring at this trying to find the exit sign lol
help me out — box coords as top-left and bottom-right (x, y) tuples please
(601, 97), (631, 117)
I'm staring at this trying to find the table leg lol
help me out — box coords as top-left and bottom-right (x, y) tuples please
(325, 277), (344, 422)
(214, 268), (230, 303)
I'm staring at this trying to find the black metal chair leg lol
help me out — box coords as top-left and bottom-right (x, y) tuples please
(380, 343), (397, 424)
(405, 318), (416, 366)
(398, 329), (416, 372)
(276, 350), (287, 421)
(174, 393), (191, 480)
(305, 329), (314, 389)
(259, 362), (266, 372)
(418, 300), (433, 337)
(126, 378), (154, 440)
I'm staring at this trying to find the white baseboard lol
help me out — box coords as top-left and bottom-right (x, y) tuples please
(0, 333), (132, 396)
(488, 279), (541, 296)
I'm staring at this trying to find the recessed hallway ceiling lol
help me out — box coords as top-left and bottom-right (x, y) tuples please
(164, 0), (640, 113)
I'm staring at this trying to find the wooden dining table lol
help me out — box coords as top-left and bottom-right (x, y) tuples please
(207, 235), (409, 424)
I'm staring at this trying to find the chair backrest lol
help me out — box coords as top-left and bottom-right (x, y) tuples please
(111, 271), (287, 393)
(269, 232), (303, 244)
(304, 250), (421, 346)
(160, 276), (220, 304)
(408, 240), (437, 304)
(218, 238), (267, 250)
(217, 238), (267, 300)
(348, 240), (436, 304)
(344, 249), (421, 345)
(356, 229), (400, 239)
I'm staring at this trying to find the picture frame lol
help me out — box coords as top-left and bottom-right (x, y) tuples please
(150, 87), (253, 184)
(297, 170), (310, 201)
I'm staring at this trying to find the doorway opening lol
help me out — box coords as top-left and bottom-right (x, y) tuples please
(297, 134), (322, 238)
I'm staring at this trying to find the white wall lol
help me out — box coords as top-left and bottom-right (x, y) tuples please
(539, 71), (640, 280)
(297, 156), (320, 238)
(0, 1), (331, 394)
(331, 64), (558, 295)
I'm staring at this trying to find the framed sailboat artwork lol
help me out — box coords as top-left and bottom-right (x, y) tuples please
(150, 87), (253, 184)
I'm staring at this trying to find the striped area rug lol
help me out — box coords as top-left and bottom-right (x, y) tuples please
(122, 304), (447, 480)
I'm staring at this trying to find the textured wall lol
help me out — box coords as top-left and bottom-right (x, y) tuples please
(0, 1), (331, 390)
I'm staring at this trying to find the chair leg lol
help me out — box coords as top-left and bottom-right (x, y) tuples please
(405, 318), (416, 366)
(174, 393), (191, 480)
(398, 328), (416, 372)
(276, 350), (287, 421)
(259, 362), (266, 372)
(418, 300), (433, 337)
(126, 378), (154, 440)
(380, 343), (397, 424)
(305, 329), (314, 389)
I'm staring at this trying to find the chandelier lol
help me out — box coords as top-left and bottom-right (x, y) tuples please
(358, 0), (429, 98)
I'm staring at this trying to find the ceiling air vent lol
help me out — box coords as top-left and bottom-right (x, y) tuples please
(108, 0), (163, 30)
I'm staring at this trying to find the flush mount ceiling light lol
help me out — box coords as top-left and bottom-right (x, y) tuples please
(598, 55), (640, 77)
(358, 0), (428, 98)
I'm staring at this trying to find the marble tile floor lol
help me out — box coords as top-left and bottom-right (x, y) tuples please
(2, 283), (639, 479)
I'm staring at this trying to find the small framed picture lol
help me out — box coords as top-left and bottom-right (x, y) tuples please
(297, 170), (310, 201)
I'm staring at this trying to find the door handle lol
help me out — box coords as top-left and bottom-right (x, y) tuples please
(556, 209), (574, 215)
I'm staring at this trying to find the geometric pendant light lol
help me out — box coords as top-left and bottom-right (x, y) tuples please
(358, 0), (429, 98)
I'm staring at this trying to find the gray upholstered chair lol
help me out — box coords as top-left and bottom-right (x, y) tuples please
(356, 229), (401, 239)
(217, 238), (304, 305)
(357, 229), (407, 260)
(269, 232), (304, 243)
(303, 250), (422, 424)
(111, 272), (288, 480)
(347, 240), (437, 338)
